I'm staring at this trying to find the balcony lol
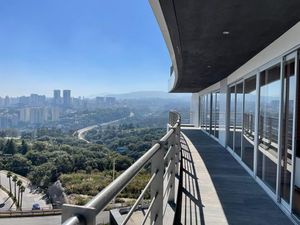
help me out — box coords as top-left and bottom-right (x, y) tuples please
(60, 112), (293, 225)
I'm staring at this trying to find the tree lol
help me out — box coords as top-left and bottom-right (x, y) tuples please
(25, 150), (48, 166)
(3, 139), (16, 155)
(19, 140), (29, 155)
(6, 154), (32, 176)
(19, 186), (25, 210)
(6, 171), (12, 194)
(12, 175), (18, 199)
(27, 163), (57, 189)
(52, 153), (74, 174)
(16, 180), (22, 208)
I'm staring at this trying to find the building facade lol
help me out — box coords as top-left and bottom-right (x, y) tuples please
(53, 89), (61, 105)
(151, 1), (300, 223)
(190, 24), (300, 222)
(63, 90), (71, 108)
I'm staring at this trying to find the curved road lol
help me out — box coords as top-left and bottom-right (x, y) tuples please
(0, 171), (51, 211)
(74, 112), (134, 143)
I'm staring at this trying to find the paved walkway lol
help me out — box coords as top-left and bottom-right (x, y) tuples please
(180, 129), (293, 225)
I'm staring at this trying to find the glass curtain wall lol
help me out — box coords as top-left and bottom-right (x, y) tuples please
(200, 92), (220, 140)
(211, 93), (216, 135)
(242, 76), (256, 170)
(211, 92), (220, 138)
(281, 58), (296, 204)
(292, 58), (300, 219)
(200, 96), (204, 129)
(215, 92), (220, 138)
(199, 52), (300, 218)
(235, 82), (244, 157)
(206, 94), (211, 133)
(257, 64), (281, 193)
(228, 86), (235, 150)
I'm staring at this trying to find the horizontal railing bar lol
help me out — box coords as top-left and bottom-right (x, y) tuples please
(62, 111), (181, 225)
(121, 171), (157, 225)
(84, 126), (177, 213)
(160, 128), (174, 142)
(163, 146), (173, 162)
(141, 194), (157, 225)
(62, 216), (82, 225)
(85, 143), (161, 212)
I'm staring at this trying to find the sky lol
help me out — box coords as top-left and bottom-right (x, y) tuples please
(0, 0), (171, 97)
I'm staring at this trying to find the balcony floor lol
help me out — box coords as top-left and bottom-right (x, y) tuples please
(179, 128), (293, 225)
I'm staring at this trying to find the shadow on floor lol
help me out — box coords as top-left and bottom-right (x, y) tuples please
(180, 129), (293, 225)
(176, 135), (205, 225)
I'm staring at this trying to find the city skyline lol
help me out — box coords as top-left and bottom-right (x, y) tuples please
(0, 1), (170, 97)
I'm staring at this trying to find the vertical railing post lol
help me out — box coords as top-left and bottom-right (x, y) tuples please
(151, 145), (164, 225)
(175, 120), (181, 176)
(167, 130), (176, 203)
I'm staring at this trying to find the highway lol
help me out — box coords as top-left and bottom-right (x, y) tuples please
(0, 189), (14, 211)
(0, 211), (109, 225)
(74, 112), (134, 143)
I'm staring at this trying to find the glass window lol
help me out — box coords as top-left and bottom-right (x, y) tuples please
(293, 57), (300, 217)
(211, 93), (215, 135)
(206, 94), (211, 133)
(257, 63), (281, 193)
(281, 59), (295, 204)
(215, 92), (220, 138)
(228, 86), (235, 150)
(235, 82), (243, 157)
(242, 76), (256, 170)
(200, 96), (204, 129)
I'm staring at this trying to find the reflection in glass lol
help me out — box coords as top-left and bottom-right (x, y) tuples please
(235, 83), (243, 157)
(206, 94), (211, 133)
(228, 86), (235, 150)
(281, 59), (295, 204)
(242, 76), (256, 170)
(209, 93), (214, 135)
(257, 64), (281, 193)
(200, 96), (205, 129)
(292, 60), (300, 219)
(211, 93), (215, 135)
(215, 92), (220, 138)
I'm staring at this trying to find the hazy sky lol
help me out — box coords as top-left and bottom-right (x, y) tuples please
(0, 1), (171, 97)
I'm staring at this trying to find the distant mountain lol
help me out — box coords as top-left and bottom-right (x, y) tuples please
(103, 91), (191, 100)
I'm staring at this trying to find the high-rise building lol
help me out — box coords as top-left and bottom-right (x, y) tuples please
(19, 96), (30, 106)
(106, 97), (116, 105)
(29, 107), (48, 124)
(51, 107), (60, 121)
(20, 108), (31, 122)
(96, 97), (105, 106)
(63, 90), (71, 107)
(30, 94), (46, 106)
(53, 90), (61, 105)
(4, 96), (10, 107)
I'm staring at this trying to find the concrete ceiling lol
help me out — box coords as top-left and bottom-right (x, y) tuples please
(157, 0), (300, 92)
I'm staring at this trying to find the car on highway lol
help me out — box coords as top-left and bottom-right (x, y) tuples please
(32, 203), (40, 210)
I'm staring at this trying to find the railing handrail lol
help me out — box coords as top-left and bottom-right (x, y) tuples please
(62, 111), (181, 225)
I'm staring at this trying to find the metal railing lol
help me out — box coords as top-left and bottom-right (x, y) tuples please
(62, 111), (181, 225)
